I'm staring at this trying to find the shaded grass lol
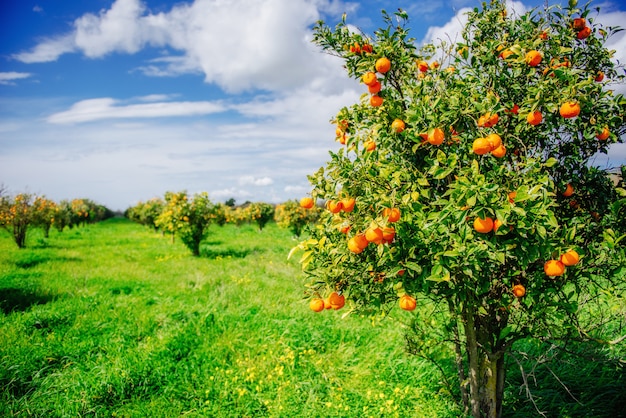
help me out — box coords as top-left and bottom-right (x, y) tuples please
(0, 219), (459, 417)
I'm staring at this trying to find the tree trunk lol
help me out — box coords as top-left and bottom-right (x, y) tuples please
(462, 304), (505, 418)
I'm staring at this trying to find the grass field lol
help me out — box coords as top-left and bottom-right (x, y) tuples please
(0, 218), (460, 417)
(1, 218), (624, 417)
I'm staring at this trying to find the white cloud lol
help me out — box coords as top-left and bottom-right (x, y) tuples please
(46, 97), (227, 124)
(13, 0), (349, 93)
(0, 72), (33, 85)
(239, 176), (274, 186)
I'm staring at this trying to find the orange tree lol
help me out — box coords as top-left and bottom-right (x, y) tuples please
(294, 2), (626, 417)
(246, 202), (275, 231)
(275, 199), (321, 237)
(32, 196), (58, 238)
(155, 191), (215, 256)
(0, 193), (35, 248)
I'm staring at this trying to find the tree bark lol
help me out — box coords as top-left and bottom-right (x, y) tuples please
(462, 304), (505, 418)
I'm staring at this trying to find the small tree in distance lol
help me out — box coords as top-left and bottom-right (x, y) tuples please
(294, 1), (626, 416)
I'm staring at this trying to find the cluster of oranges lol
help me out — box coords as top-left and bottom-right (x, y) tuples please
(361, 57), (391, 109)
(309, 291), (346, 312)
(347, 207), (400, 254)
(572, 17), (591, 40)
(544, 249), (580, 277)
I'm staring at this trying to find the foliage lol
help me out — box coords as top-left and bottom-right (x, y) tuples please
(31, 196), (57, 238)
(0, 193), (34, 248)
(275, 199), (321, 237)
(296, 1), (626, 416)
(247, 202), (276, 231)
(155, 191), (216, 256)
(125, 198), (165, 231)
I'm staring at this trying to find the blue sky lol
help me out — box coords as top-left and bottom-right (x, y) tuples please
(1, 0), (625, 211)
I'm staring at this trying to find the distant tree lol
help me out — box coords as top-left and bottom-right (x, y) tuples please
(247, 202), (275, 231)
(0, 193), (34, 248)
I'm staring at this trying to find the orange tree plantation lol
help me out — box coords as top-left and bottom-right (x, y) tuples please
(293, 1), (626, 417)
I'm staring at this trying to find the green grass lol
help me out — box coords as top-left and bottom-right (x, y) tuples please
(0, 219), (460, 417)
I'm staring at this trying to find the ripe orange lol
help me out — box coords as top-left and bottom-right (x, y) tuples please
(560, 249), (580, 266)
(572, 17), (586, 31)
(486, 133), (502, 151)
(525, 50), (542, 67)
(595, 71), (604, 82)
(382, 226), (395, 243)
(399, 294), (417, 311)
(362, 44), (373, 54)
(527, 111), (542, 126)
(493, 218), (505, 232)
(370, 95), (383, 107)
(324, 299), (332, 309)
(300, 197), (314, 209)
(328, 292), (345, 310)
(309, 298), (325, 312)
(327, 200), (343, 213)
(350, 43), (361, 54)
(375, 57), (391, 73)
(499, 49), (514, 59)
(491, 144), (506, 158)
(368, 80), (382, 94)
(417, 60), (429, 72)
(596, 127), (609, 140)
(472, 137), (491, 155)
(508, 191), (517, 203)
(559, 102), (581, 118)
(478, 112), (498, 128)
(391, 119), (406, 133)
(365, 226), (384, 245)
(427, 127), (445, 146)
(339, 223), (351, 234)
(474, 216), (494, 233)
(348, 236), (365, 253)
(544, 259), (565, 276)
(577, 26), (591, 40)
(341, 197), (356, 212)
(562, 183), (574, 197)
(512, 284), (526, 298)
(362, 71), (378, 86)
(507, 104), (520, 114)
(364, 140), (376, 151)
(383, 207), (401, 223)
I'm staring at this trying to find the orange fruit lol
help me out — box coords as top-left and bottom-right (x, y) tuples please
(341, 197), (356, 212)
(309, 298), (325, 312)
(327, 200), (343, 213)
(560, 249), (580, 266)
(539, 30), (548, 40)
(577, 26), (591, 39)
(491, 144), (506, 158)
(508, 191), (517, 203)
(370, 95), (383, 107)
(362, 44), (373, 54)
(375, 57), (391, 73)
(382, 226), (395, 243)
(525, 50), (542, 67)
(328, 292), (345, 310)
(427, 127), (445, 146)
(595, 71), (604, 82)
(391, 119), (406, 133)
(499, 49), (514, 59)
(368, 80), (382, 94)
(507, 104), (520, 114)
(493, 218), (506, 232)
(472, 137), (491, 155)
(559, 101), (580, 118)
(474, 216), (494, 233)
(362, 71), (378, 86)
(512, 284), (526, 298)
(324, 299), (332, 310)
(339, 223), (351, 234)
(350, 43), (361, 54)
(300, 197), (314, 209)
(527, 111), (542, 126)
(596, 127), (610, 140)
(383, 207), (401, 222)
(365, 226), (384, 245)
(486, 133), (502, 151)
(572, 17), (586, 31)
(364, 140), (376, 151)
(417, 60), (429, 72)
(562, 183), (574, 197)
(399, 294), (417, 311)
(544, 259), (565, 276)
(430, 61), (440, 69)
(353, 233), (368, 249)
(348, 237), (364, 253)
